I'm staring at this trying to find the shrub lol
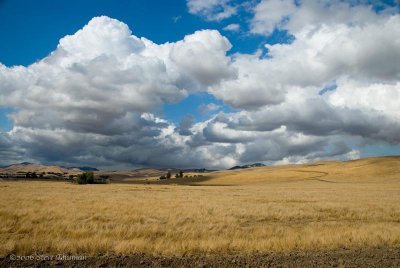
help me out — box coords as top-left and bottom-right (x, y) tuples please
(76, 173), (86, 184)
(76, 172), (95, 184)
(76, 174), (86, 184)
(159, 175), (167, 180)
(86, 172), (94, 184)
(99, 175), (110, 184)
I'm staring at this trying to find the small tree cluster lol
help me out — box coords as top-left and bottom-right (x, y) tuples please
(76, 172), (95, 184)
(26, 172), (38, 178)
(99, 175), (110, 184)
(175, 170), (184, 178)
(160, 171), (174, 180)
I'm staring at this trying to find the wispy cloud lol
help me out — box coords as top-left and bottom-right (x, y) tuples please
(223, 23), (240, 32)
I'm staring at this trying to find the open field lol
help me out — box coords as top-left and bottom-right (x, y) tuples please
(0, 156), (400, 266)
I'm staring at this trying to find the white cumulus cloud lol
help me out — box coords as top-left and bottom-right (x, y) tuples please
(1, 6), (400, 169)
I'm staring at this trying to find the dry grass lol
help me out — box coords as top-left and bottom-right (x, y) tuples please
(0, 156), (400, 256)
(196, 156), (400, 185)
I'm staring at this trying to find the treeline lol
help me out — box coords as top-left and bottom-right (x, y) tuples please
(159, 170), (203, 180)
(75, 172), (110, 184)
(160, 170), (184, 180)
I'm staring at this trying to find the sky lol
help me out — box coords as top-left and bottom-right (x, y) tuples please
(0, 0), (399, 169)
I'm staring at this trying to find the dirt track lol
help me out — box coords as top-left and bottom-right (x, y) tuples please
(2, 248), (399, 267)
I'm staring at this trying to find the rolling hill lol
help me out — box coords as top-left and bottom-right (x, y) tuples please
(1, 156), (399, 184)
(0, 162), (73, 175)
(191, 156), (400, 185)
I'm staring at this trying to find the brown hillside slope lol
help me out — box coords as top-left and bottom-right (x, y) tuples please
(0, 163), (73, 175)
(195, 156), (400, 185)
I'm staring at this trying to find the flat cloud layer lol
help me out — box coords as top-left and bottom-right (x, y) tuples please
(1, 2), (400, 169)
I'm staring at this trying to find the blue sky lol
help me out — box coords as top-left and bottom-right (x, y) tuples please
(0, 0), (271, 66)
(0, 0), (399, 168)
(0, 0), (273, 130)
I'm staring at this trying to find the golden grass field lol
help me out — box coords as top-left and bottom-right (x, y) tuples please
(0, 156), (399, 257)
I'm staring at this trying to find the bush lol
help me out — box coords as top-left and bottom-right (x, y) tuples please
(86, 172), (94, 184)
(76, 174), (86, 184)
(159, 175), (167, 180)
(76, 173), (86, 184)
(99, 175), (110, 184)
(76, 172), (95, 184)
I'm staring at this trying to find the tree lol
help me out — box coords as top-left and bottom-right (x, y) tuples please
(99, 175), (110, 184)
(166, 171), (171, 179)
(76, 173), (86, 184)
(86, 172), (94, 184)
(76, 172), (95, 184)
(179, 170), (184, 178)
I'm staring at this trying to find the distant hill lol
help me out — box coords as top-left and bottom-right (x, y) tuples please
(0, 162), (217, 180)
(229, 163), (266, 170)
(0, 163), (98, 177)
(96, 167), (216, 181)
(2, 156), (399, 184)
(68, 166), (99, 171)
(0, 163), (74, 176)
(198, 156), (400, 186)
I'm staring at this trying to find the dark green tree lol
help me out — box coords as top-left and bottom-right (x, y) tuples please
(77, 172), (95, 184)
(86, 172), (94, 184)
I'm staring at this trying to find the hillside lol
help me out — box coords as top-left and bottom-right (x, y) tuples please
(186, 156), (400, 185)
(1, 155), (399, 261)
(229, 163), (266, 170)
(0, 162), (214, 181)
(1, 156), (399, 183)
(0, 162), (74, 176)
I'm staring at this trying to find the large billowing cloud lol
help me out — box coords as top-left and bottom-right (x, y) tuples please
(0, 16), (236, 168)
(203, 1), (400, 165)
(211, 13), (400, 110)
(0, 5), (399, 169)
